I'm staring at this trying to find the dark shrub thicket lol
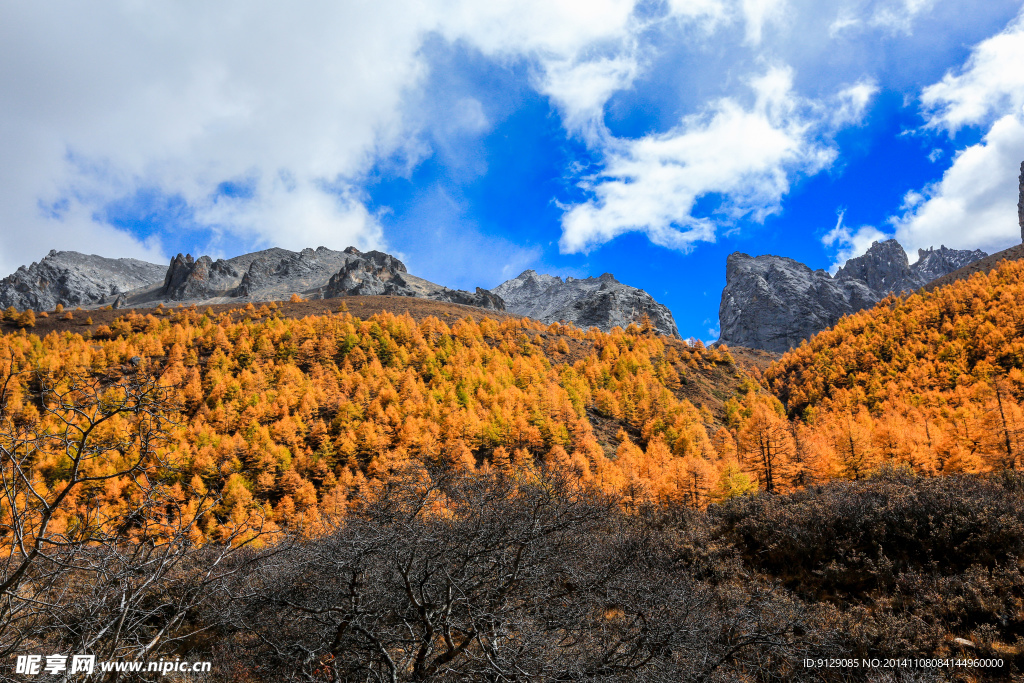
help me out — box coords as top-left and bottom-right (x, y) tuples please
(203, 468), (810, 682)
(5, 468), (1024, 681)
(716, 469), (1024, 593)
(714, 469), (1024, 670)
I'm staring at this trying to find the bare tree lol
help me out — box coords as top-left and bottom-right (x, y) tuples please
(0, 359), (266, 677)
(212, 466), (807, 682)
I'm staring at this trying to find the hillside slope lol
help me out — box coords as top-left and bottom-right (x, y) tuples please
(766, 257), (1024, 476)
(0, 298), (770, 547)
(4, 292), (1023, 678)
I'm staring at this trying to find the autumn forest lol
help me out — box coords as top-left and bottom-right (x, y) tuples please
(6, 260), (1024, 680)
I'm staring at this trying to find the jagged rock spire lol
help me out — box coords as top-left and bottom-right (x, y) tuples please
(718, 241), (988, 352)
(1018, 160), (1023, 243)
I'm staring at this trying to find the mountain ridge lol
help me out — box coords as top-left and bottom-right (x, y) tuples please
(0, 249), (166, 312)
(718, 240), (988, 352)
(0, 246), (678, 336)
(493, 269), (680, 337)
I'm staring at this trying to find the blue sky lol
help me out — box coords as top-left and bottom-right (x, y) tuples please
(2, 1), (1024, 340)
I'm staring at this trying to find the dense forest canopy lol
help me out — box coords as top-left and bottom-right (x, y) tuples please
(1, 302), (757, 546)
(7, 257), (1024, 549)
(767, 258), (1024, 478)
(5, 261), (1024, 678)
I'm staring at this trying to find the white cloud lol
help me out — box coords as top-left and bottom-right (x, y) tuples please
(538, 56), (640, 135)
(438, 0), (638, 58)
(832, 80), (879, 126)
(197, 181), (385, 256)
(1, 0), (1005, 281)
(822, 210), (889, 271)
(558, 66), (865, 254)
(921, 8), (1024, 132)
(869, 0), (936, 34)
(0, 0), (734, 275)
(892, 114), (1024, 254)
(828, 12), (861, 37)
(888, 7), (1024, 255)
(741, 0), (788, 45)
(827, 0), (936, 37)
(525, 0), (728, 135)
(0, 1), (437, 274)
(439, 0), (647, 136)
(448, 98), (491, 135)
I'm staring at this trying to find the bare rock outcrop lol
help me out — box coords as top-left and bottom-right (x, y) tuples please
(162, 254), (241, 301)
(0, 250), (165, 311)
(913, 245), (990, 282)
(493, 270), (679, 336)
(152, 246), (356, 304)
(1019, 161), (1023, 242)
(323, 248), (504, 310)
(719, 240), (988, 353)
(1, 244), (506, 313)
(719, 254), (876, 353)
(323, 250), (412, 297)
(434, 287), (505, 310)
(834, 239), (919, 294)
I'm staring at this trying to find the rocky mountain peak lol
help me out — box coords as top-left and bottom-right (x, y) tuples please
(322, 249), (502, 310)
(3, 244), (667, 330)
(719, 240), (988, 352)
(493, 270), (678, 336)
(1018, 161), (1023, 242)
(323, 250), (410, 297)
(162, 253), (241, 301)
(0, 250), (165, 312)
(0, 245), (507, 313)
(834, 239), (917, 295)
(914, 245), (989, 282)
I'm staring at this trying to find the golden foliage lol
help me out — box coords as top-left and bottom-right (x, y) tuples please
(767, 258), (1024, 476)
(1, 306), (756, 538)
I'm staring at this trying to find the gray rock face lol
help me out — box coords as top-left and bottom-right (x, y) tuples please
(1019, 161), (1023, 242)
(162, 254), (242, 301)
(834, 239), (919, 294)
(0, 250), (165, 311)
(124, 245), (504, 310)
(322, 248), (504, 311)
(913, 245), (990, 282)
(226, 247), (353, 299)
(145, 246), (355, 305)
(718, 254), (875, 353)
(493, 270), (679, 337)
(0, 245), (506, 313)
(434, 287), (505, 310)
(719, 239), (988, 353)
(323, 250), (412, 297)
